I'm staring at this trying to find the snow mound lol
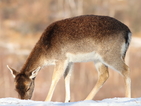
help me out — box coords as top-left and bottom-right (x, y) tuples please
(0, 98), (141, 106)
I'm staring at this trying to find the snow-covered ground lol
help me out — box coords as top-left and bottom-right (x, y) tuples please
(0, 98), (141, 106)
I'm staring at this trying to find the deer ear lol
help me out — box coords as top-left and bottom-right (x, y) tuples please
(7, 65), (19, 78)
(29, 67), (41, 79)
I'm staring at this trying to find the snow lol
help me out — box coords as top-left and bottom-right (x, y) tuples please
(0, 98), (141, 106)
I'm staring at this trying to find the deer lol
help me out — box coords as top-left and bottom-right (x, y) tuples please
(7, 15), (132, 102)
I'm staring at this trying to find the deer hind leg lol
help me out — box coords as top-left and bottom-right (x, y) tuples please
(104, 58), (131, 98)
(45, 60), (68, 101)
(121, 64), (131, 98)
(64, 63), (73, 102)
(85, 62), (109, 100)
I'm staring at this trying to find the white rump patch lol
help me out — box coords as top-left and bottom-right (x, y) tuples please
(121, 43), (126, 56)
(128, 32), (132, 45)
(120, 32), (132, 58)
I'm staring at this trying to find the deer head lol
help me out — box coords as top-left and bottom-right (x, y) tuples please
(7, 65), (40, 99)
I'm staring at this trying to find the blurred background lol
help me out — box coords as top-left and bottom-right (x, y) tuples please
(0, 0), (141, 102)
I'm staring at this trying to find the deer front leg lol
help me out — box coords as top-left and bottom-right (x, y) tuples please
(45, 60), (68, 101)
(64, 63), (73, 102)
(85, 62), (109, 100)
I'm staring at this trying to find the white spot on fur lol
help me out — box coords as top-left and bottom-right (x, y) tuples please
(128, 32), (132, 44)
(43, 60), (57, 66)
(121, 43), (126, 56)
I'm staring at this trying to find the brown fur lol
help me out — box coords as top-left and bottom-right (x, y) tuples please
(39, 15), (130, 55)
(8, 15), (131, 102)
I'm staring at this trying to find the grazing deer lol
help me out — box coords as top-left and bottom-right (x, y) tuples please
(7, 15), (131, 102)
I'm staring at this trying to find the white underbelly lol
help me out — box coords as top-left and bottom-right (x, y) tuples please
(66, 51), (102, 63)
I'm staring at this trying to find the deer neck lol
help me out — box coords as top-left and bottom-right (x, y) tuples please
(20, 45), (45, 74)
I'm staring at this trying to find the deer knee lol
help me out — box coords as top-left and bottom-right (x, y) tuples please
(96, 62), (109, 82)
(120, 64), (130, 77)
(99, 71), (109, 82)
(98, 68), (109, 83)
